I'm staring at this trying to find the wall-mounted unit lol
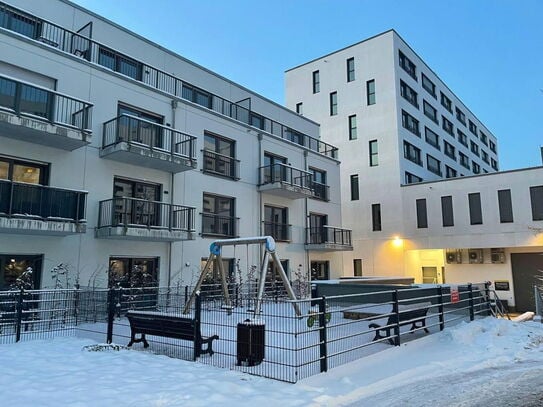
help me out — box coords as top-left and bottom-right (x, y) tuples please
(468, 249), (484, 264)
(490, 248), (506, 264)
(445, 249), (462, 264)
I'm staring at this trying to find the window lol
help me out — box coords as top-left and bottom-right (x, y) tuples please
(113, 178), (161, 226)
(491, 158), (498, 171)
(264, 205), (289, 241)
(404, 141), (422, 165)
(459, 152), (470, 169)
(405, 172), (423, 184)
(427, 154), (442, 176)
(457, 129), (468, 147)
(353, 259), (362, 276)
(472, 162), (481, 174)
(348, 115), (357, 140)
(250, 112), (265, 130)
(369, 140), (379, 166)
(468, 193), (483, 225)
(308, 213), (328, 245)
(182, 83), (212, 109)
(117, 104), (164, 148)
(479, 131), (488, 146)
(402, 110), (420, 136)
(416, 199), (428, 228)
(262, 152), (287, 184)
(531, 186), (543, 221)
(469, 120), (477, 135)
(445, 166), (457, 178)
(421, 73), (435, 97)
(0, 8), (42, 39)
(489, 140), (497, 153)
(311, 261), (329, 281)
(0, 254), (42, 290)
(425, 127), (440, 150)
(350, 174), (359, 200)
(0, 156), (48, 185)
(440, 92), (452, 113)
(366, 80), (376, 105)
(109, 257), (158, 288)
(202, 193), (236, 237)
(295, 102), (303, 115)
(372, 203), (381, 231)
(442, 116), (454, 136)
(423, 100), (438, 124)
(203, 132), (237, 179)
(444, 141), (456, 160)
(470, 141), (479, 156)
(99, 46), (142, 81)
(400, 80), (418, 108)
(399, 50), (417, 80)
(310, 167), (328, 201)
(498, 189), (513, 223)
(455, 107), (466, 125)
(347, 57), (355, 82)
(200, 257), (235, 284)
(481, 150), (489, 164)
(329, 91), (338, 116)
(312, 70), (320, 93)
(441, 196), (454, 227)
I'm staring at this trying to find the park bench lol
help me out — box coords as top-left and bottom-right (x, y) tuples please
(126, 311), (219, 358)
(369, 303), (430, 345)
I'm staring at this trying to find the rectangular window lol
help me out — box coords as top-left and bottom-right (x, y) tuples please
(366, 80), (376, 105)
(472, 161), (481, 174)
(491, 158), (498, 171)
(353, 259), (362, 276)
(372, 203), (381, 231)
(445, 166), (457, 178)
(310, 167), (328, 201)
(405, 172), (423, 184)
(404, 141), (422, 165)
(329, 91), (338, 116)
(347, 57), (355, 82)
(440, 92), (452, 113)
(0, 254), (42, 290)
(442, 116), (454, 136)
(311, 260), (329, 280)
(468, 192), (483, 225)
(469, 120), (477, 135)
(312, 70), (320, 93)
(264, 205), (289, 242)
(481, 150), (489, 164)
(109, 257), (159, 288)
(498, 189), (513, 223)
(489, 140), (497, 153)
(459, 152), (470, 169)
(402, 110), (420, 136)
(425, 127), (440, 150)
(427, 154), (442, 176)
(369, 140), (379, 166)
(400, 80), (418, 108)
(470, 141), (480, 156)
(441, 196), (454, 227)
(0, 156), (49, 185)
(348, 115), (357, 140)
(423, 100), (438, 124)
(182, 83), (212, 109)
(202, 193), (236, 237)
(455, 107), (466, 125)
(479, 131), (488, 146)
(444, 141), (456, 160)
(203, 132), (237, 179)
(531, 186), (543, 220)
(421, 73), (435, 97)
(98, 46), (142, 81)
(295, 102), (303, 115)
(416, 198), (428, 228)
(399, 50), (417, 80)
(457, 130), (468, 146)
(350, 174), (359, 200)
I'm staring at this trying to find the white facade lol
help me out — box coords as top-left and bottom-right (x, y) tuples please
(0, 0), (350, 290)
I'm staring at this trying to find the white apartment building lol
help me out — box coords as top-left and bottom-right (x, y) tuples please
(0, 0), (352, 290)
(286, 30), (543, 311)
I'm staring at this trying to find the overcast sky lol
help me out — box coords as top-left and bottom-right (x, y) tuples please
(71, 0), (543, 170)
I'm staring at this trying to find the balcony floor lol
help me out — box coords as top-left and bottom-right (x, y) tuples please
(258, 182), (314, 199)
(0, 216), (86, 236)
(95, 226), (195, 242)
(305, 243), (353, 252)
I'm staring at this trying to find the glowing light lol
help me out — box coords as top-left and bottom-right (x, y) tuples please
(392, 236), (403, 248)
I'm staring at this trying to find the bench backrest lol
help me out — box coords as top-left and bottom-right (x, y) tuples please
(127, 312), (199, 342)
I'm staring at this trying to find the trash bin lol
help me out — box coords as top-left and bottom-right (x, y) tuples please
(236, 319), (265, 366)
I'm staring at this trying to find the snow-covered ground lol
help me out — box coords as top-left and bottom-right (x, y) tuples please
(1, 317), (542, 406)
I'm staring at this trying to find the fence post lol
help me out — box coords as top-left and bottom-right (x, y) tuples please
(485, 281), (492, 316)
(15, 288), (24, 342)
(318, 296), (328, 373)
(437, 286), (445, 331)
(193, 293), (201, 362)
(468, 283), (474, 321)
(392, 290), (400, 346)
(106, 288), (115, 344)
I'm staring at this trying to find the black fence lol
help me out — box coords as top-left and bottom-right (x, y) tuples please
(307, 226), (352, 246)
(202, 150), (240, 180)
(259, 163), (313, 191)
(262, 221), (291, 242)
(0, 283), (493, 383)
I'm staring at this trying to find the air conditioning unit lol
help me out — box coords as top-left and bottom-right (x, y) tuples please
(490, 248), (506, 264)
(468, 249), (484, 264)
(445, 249), (462, 264)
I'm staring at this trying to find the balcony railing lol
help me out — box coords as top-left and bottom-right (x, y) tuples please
(0, 74), (93, 131)
(97, 197), (195, 231)
(0, 1), (338, 159)
(0, 179), (86, 223)
(258, 164), (313, 191)
(201, 213), (239, 237)
(262, 221), (291, 242)
(202, 150), (240, 180)
(311, 181), (330, 201)
(307, 226), (352, 246)
(102, 114), (196, 160)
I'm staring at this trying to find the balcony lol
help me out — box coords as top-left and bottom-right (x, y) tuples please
(262, 221), (291, 242)
(305, 226), (353, 251)
(0, 75), (92, 150)
(311, 181), (330, 201)
(202, 150), (240, 180)
(100, 115), (197, 173)
(0, 180), (87, 235)
(96, 197), (195, 241)
(201, 213), (239, 238)
(258, 164), (314, 199)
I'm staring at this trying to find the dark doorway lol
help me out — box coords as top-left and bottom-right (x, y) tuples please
(511, 253), (543, 312)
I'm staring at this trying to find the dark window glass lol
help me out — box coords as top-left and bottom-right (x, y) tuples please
(416, 198), (428, 228)
(404, 141), (422, 165)
(530, 186), (543, 221)
(310, 167), (328, 201)
(402, 110), (420, 136)
(427, 154), (441, 176)
(372, 203), (381, 231)
(459, 152), (470, 169)
(296, 102), (303, 115)
(444, 141), (456, 160)
(421, 73), (435, 97)
(348, 115), (357, 140)
(498, 189), (513, 223)
(350, 174), (359, 200)
(491, 158), (498, 171)
(470, 141), (480, 156)
(399, 50), (417, 80)
(347, 57), (355, 82)
(468, 192), (482, 225)
(182, 83), (212, 109)
(369, 140), (378, 167)
(202, 193), (236, 237)
(442, 116), (454, 136)
(469, 120), (477, 135)
(480, 131), (488, 146)
(457, 130), (468, 146)
(353, 259), (362, 276)
(203, 132), (237, 179)
(264, 205), (289, 241)
(489, 140), (497, 153)
(481, 150), (489, 164)
(425, 127), (440, 150)
(405, 172), (423, 184)
(472, 161), (481, 174)
(366, 80), (376, 105)
(455, 107), (466, 125)
(445, 166), (457, 178)
(330, 91), (338, 116)
(441, 196), (454, 227)
(400, 80), (418, 108)
(440, 92), (452, 113)
(423, 100), (438, 124)
(312, 70), (320, 93)
(98, 46), (141, 80)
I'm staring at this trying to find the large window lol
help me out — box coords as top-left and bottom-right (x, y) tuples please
(264, 205), (289, 242)
(425, 127), (440, 150)
(399, 50), (417, 80)
(0, 156), (48, 185)
(444, 141), (456, 160)
(459, 152), (470, 169)
(445, 166), (457, 178)
(112, 178), (161, 227)
(456, 107), (466, 125)
(311, 261), (329, 281)
(310, 167), (328, 201)
(530, 186), (543, 221)
(440, 92), (452, 113)
(99, 46), (142, 81)
(498, 189), (514, 223)
(350, 174), (359, 200)
(0, 8), (41, 39)
(0, 255), (42, 290)
(423, 100), (438, 124)
(312, 70), (320, 93)
(348, 115), (357, 140)
(441, 196), (454, 227)
(479, 131), (488, 146)
(117, 104), (164, 148)
(400, 80), (418, 108)
(469, 120), (477, 135)
(109, 257), (158, 288)
(371, 203), (382, 231)
(347, 57), (355, 82)
(442, 116), (454, 136)
(308, 213), (328, 245)
(427, 154), (442, 176)
(366, 80), (376, 105)
(202, 193), (236, 237)
(405, 172), (423, 184)
(416, 199), (428, 228)
(369, 140), (379, 167)
(329, 91), (338, 116)
(468, 192), (483, 225)
(404, 141), (422, 165)
(402, 110), (420, 136)
(489, 140), (497, 154)
(491, 158), (498, 171)
(470, 141), (480, 156)
(421, 73), (435, 97)
(182, 83), (213, 109)
(203, 132), (237, 179)
(457, 130), (468, 147)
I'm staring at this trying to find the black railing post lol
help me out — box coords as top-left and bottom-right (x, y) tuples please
(193, 293), (201, 361)
(392, 290), (400, 346)
(14, 81), (21, 115)
(468, 283), (474, 321)
(318, 296), (328, 373)
(437, 286), (445, 331)
(106, 288), (115, 344)
(484, 281), (492, 316)
(15, 288), (24, 342)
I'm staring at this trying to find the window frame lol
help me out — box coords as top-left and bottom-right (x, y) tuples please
(369, 139), (378, 167)
(350, 174), (359, 201)
(312, 70), (320, 94)
(346, 57), (355, 82)
(366, 79), (376, 105)
(329, 91), (338, 116)
(348, 114), (357, 140)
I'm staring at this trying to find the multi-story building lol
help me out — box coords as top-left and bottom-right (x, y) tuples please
(286, 30), (543, 311)
(0, 0), (352, 290)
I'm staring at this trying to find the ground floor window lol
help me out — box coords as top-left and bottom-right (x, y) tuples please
(0, 254), (42, 290)
(311, 261), (329, 280)
(199, 257), (235, 284)
(108, 257), (159, 288)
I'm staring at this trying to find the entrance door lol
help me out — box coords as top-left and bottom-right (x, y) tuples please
(422, 267), (439, 284)
(511, 253), (543, 312)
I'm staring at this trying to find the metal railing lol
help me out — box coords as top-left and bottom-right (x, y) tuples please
(258, 163), (313, 191)
(202, 150), (240, 180)
(102, 114), (196, 160)
(97, 197), (195, 231)
(0, 74), (93, 131)
(0, 179), (87, 222)
(0, 1), (338, 159)
(307, 226), (352, 246)
(311, 181), (330, 201)
(262, 221), (291, 242)
(201, 213), (239, 237)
